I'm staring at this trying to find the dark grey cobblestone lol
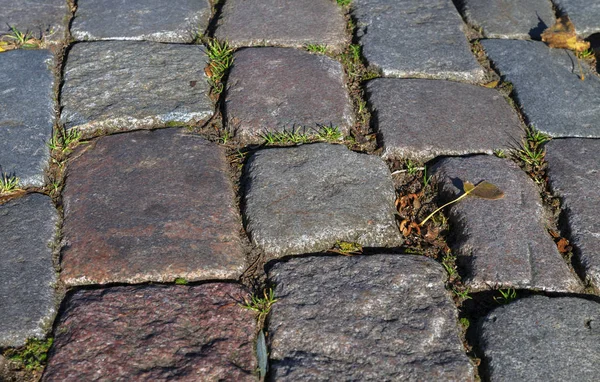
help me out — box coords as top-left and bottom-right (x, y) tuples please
(0, 49), (54, 187)
(268, 254), (475, 381)
(0, 0), (68, 44)
(479, 295), (600, 381)
(554, 0), (600, 37)
(0, 194), (58, 348)
(431, 155), (583, 292)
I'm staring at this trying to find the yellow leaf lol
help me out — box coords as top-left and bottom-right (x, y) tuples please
(541, 16), (590, 52)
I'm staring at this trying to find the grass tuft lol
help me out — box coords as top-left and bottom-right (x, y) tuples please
(240, 289), (277, 321)
(305, 44), (328, 54)
(0, 173), (20, 193)
(0, 26), (42, 52)
(205, 39), (234, 94)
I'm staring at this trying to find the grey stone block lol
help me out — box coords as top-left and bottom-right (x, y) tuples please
(546, 139), (600, 289)
(0, 194), (58, 347)
(366, 78), (522, 161)
(243, 143), (402, 258)
(215, 0), (348, 53)
(60, 41), (213, 135)
(0, 49), (54, 187)
(225, 48), (353, 142)
(554, 0), (600, 37)
(352, 0), (484, 82)
(71, 0), (211, 43)
(0, 0), (68, 44)
(482, 39), (600, 137)
(430, 155), (583, 292)
(479, 295), (600, 381)
(462, 0), (555, 39)
(268, 254), (475, 381)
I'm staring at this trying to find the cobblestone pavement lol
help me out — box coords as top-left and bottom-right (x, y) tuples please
(1, 1), (599, 381)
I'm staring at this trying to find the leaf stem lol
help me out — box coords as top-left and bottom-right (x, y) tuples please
(420, 189), (472, 226)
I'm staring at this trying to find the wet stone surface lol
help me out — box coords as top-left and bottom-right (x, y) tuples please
(268, 254), (475, 381)
(215, 0), (348, 53)
(431, 155), (582, 292)
(366, 78), (522, 161)
(0, 0), (68, 44)
(482, 39), (600, 137)
(0, 194), (58, 348)
(60, 41), (213, 135)
(244, 143), (402, 258)
(546, 139), (600, 289)
(0, 50), (54, 187)
(478, 295), (600, 381)
(462, 0), (555, 39)
(42, 283), (257, 382)
(71, 0), (211, 43)
(352, 0), (484, 82)
(60, 128), (245, 286)
(225, 48), (353, 142)
(553, 0), (600, 37)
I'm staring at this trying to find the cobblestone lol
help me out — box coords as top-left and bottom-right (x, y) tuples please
(268, 254), (475, 381)
(554, 0), (600, 37)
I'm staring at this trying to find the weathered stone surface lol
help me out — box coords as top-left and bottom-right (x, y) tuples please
(546, 139), (600, 288)
(430, 155), (582, 292)
(42, 284), (257, 381)
(244, 143), (402, 258)
(60, 128), (245, 286)
(0, 194), (58, 347)
(478, 295), (600, 381)
(71, 0), (211, 43)
(482, 39), (600, 137)
(0, 50), (54, 187)
(462, 0), (555, 39)
(268, 254), (475, 381)
(554, 0), (600, 37)
(352, 0), (484, 82)
(215, 0), (348, 53)
(367, 78), (522, 161)
(60, 41), (213, 135)
(225, 48), (353, 142)
(0, 0), (68, 44)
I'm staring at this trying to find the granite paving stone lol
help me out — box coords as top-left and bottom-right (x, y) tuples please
(546, 139), (600, 288)
(0, 50), (54, 187)
(215, 0), (348, 53)
(367, 78), (522, 161)
(554, 0), (600, 37)
(478, 295), (600, 381)
(71, 0), (211, 43)
(430, 155), (583, 292)
(42, 283), (257, 381)
(352, 0), (484, 82)
(60, 128), (245, 286)
(225, 48), (353, 142)
(268, 254), (475, 381)
(0, 0), (68, 44)
(482, 39), (600, 137)
(0, 194), (58, 348)
(60, 41), (213, 135)
(244, 143), (402, 258)
(462, 0), (555, 39)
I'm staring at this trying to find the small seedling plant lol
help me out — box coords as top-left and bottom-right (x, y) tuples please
(0, 173), (20, 194)
(0, 26), (42, 52)
(241, 288), (277, 321)
(494, 288), (517, 304)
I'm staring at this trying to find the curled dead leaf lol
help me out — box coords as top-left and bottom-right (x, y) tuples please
(541, 16), (590, 52)
(556, 237), (572, 253)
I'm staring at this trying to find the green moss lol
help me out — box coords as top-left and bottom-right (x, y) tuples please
(4, 338), (54, 370)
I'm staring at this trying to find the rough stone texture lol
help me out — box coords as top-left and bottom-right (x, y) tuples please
(60, 41), (213, 135)
(60, 128), (245, 286)
(546, 139), (600, 288)
(244, 144), (402, 258)
(0, 194), (58, 348)
(430, 155), (582, 292)
(367, 78), (522, 161)
(0, 50), (54, 187)
(71, 0), (211, 43)
(462, 0), (555, 39)
(0, 0), (68, 44)
(215, 0), (348, 53)
(268, 254), (475, 381)
(482, 39), (600, 137)
(42, 284), (257, 381)
(225, 48), (353, 142)
(554, 0), (600, 37)
(352, 0), (484, 82)
(479, 295), (600, 381)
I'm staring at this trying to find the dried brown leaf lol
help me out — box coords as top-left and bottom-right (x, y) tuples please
(541, 16), (590, 52)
